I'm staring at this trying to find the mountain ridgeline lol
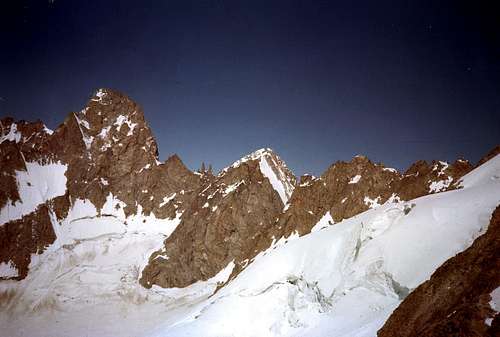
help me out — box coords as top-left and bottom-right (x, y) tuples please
(1, 89), (498, 336)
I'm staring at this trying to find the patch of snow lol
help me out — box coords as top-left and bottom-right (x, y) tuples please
(0, 122), (22, 144)
(429, 176), (453, 193)
(364, 196), (381, 209)
(101, 193), (127, 220)
(223, 180), (245, 196)
(385, 193), (402, 204)
(311, 211), (334, 232)
(490, 286), (500, 312)
(485, 286), (500, 326)
(139, 164), (151, 173)
(42, 125), (53, 135)
(348, 174), (362, 184)
(0, 161), (67, 225)
(91, 88), (107, 102)
(100, 178), (109, 186)
(0, 260), (18, 278)
(98, 125), (112, 139)
(159, 193), (176, 207)
(383, 167), (397, 173)
(114, 115), (138, 136)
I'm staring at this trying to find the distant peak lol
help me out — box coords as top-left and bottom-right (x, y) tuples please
(88, 88), (138, 106)
(241, 148), (275, 160)
(90, 88), (109, 103)
(352, 154), (369, 162)
(220, 147), (296, 205)
(222, 148), (276, 173)
(165, 153), (183, 165)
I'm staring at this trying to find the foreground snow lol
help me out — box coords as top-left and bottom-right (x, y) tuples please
(1, 155), (499, 337)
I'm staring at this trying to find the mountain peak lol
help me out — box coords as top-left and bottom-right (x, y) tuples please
(223, 148), (274, 172)
(221, 148), (295, 205)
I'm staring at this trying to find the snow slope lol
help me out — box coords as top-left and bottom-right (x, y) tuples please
(0, 155), (498, 337)
(151, 154), (500, 337)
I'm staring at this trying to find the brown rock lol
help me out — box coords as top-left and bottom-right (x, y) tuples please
(273, 156), (400, 239)
(395, 159), (472, 200)
(0, 205), (56, 280)
(140, 149), (295, 288)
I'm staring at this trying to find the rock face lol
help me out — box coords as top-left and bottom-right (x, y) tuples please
(0, 89), (203, 280)
(140, 148), (296, 288)
(273, 156), (401, 238)
(0, 205), (55, 280)
(53, 88), (203, 219)
(378, 205), (500, 337)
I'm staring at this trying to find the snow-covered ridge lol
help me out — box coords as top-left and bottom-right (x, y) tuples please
(222, 148), (275, 173)
(0, 161), (67, 225)
(460, 153), (500, 188)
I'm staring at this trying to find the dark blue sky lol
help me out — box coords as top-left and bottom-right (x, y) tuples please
(1, 0), (499, 175)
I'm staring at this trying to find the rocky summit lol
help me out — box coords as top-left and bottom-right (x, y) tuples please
(1, 89), (204, 280)
(0, 89), (498, 337)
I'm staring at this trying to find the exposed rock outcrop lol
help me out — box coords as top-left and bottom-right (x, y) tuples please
(140, 148), (295, 288)
(378, 205), (500, 337)
(52, 88), (203, 218)
(0, 205), (55, 280)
